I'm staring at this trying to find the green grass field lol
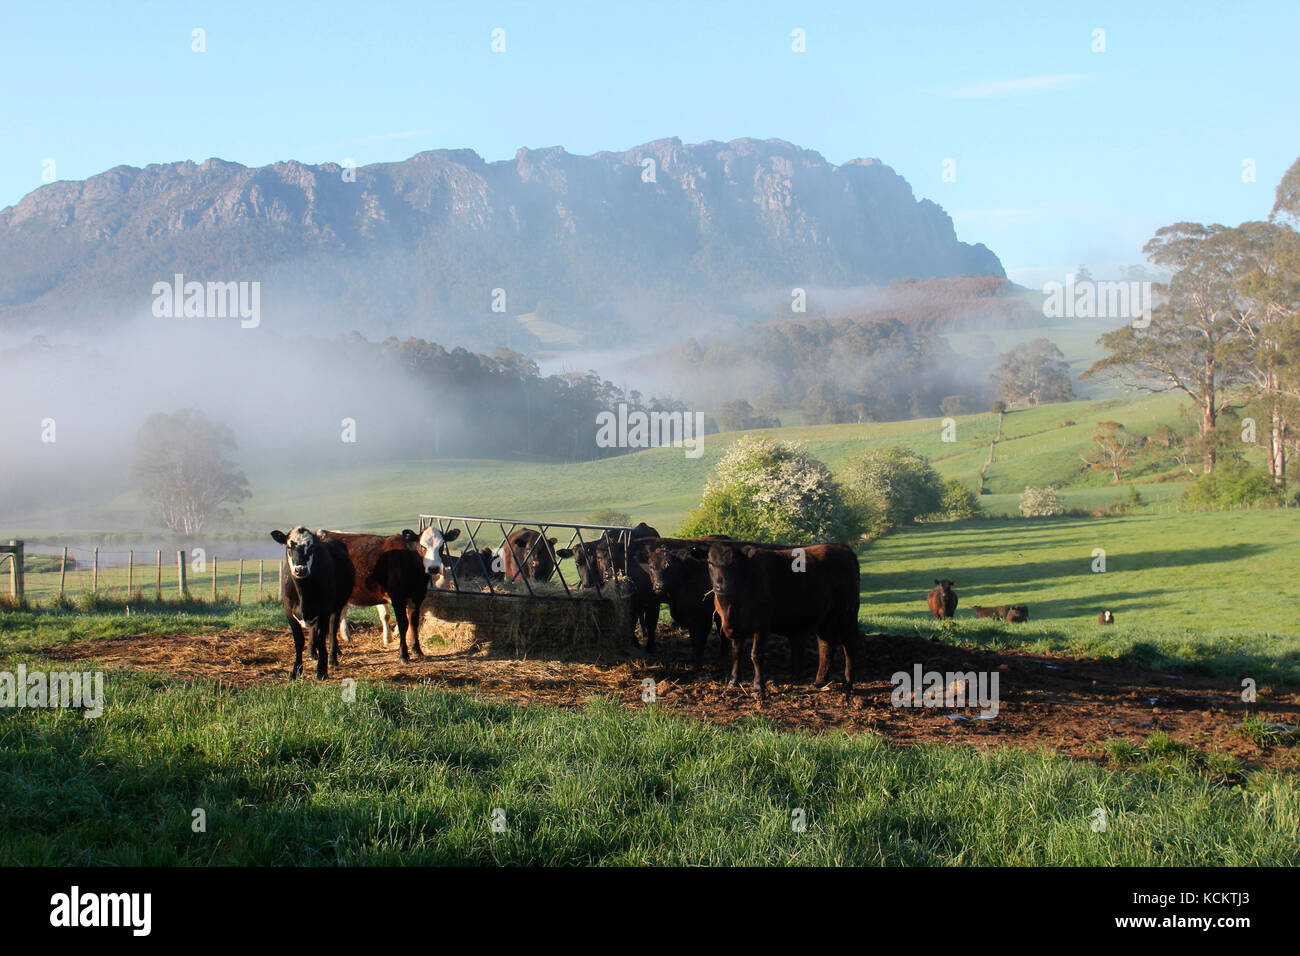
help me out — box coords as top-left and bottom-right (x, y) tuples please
(3, 389), (1299, 866)
(1, 657), (1295, 866)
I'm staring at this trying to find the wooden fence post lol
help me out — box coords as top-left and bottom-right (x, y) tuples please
(177, 550), (187, 597)
(258, 559), (264, 602)
(155, 550), (162, 598)
(236, 559), (244, 605)
(211, 556), (218, 602)
(92, 547), (98, 593)
(3, 540), (22, 600)
(59, 546), (68, 596)
(277, 560), (283, 597)
(127, 549), (133, 595)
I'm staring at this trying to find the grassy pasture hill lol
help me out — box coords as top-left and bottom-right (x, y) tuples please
(1, 390), (1219, 542)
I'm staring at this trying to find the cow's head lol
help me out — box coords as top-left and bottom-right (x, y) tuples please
(509, 530), (559, 581)
(556, 542), (600, 588)
(646, 544), (702, 598)
(1100, 609), (1114, 624)
(402, 526), (460, 577)
(271, 526), (319, 580)
(934, 579), (956, 590)
(705, 541), (749, 593)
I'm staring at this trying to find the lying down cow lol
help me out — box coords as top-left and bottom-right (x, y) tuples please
(971, 603), (1029, 623)
(706, 540), (861, 700)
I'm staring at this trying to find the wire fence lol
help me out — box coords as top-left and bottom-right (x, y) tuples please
(8, 545), (284, 604)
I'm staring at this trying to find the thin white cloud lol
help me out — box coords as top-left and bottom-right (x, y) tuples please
(942, 74), (1092, 99)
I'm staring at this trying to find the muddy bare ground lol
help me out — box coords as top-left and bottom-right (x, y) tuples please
(42, 626), (1300, 771)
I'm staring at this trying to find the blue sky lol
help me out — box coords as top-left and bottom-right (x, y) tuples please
(1, 0), (1296, 286)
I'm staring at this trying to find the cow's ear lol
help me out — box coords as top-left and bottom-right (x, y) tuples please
(401, 529), (419, 542)
(271, 530), (288, 544)
(556, 548), (574, 558)
(934, 579), (940, 585)
(548, 537), (557, 546)
(444, 528), (461, 542)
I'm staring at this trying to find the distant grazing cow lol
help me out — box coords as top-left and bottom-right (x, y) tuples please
(972, 604), (1029, 623)
(501, 529), (560, 583)
(271, 527), (353, 680)
(927, 579), (958, 618)
(320, 530), (434, 664)
(1098, 609), (1114, 625)
(706, 541), (861, 700)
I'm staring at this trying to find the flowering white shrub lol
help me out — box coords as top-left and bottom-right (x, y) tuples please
(1019, 485), (1065, 517)
(679, 435), (856, 541)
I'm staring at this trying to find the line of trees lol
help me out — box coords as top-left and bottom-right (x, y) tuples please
(1084, 160), (1300, 482)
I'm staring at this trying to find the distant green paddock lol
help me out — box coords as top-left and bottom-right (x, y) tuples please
(861, 510), (1300, 683)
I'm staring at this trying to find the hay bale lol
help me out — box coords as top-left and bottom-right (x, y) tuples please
(418, 579), (634, 660)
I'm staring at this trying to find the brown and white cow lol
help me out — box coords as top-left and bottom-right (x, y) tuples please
(337, 526), (460, 642)
(321, 529), (451, 664)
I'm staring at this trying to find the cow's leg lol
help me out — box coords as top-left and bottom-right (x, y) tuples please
(751, 632), (766, 701)
(394, 599), (413, 663)
(690, 617), (709, 671)
(841, 629), (857, 698)
(311, 619), (328, 680)
(295, 612), (317, 660)
(407, 595), (424, 657)
(726, 631), (742, 688)
(288, 614), (305, 680)
(338, 609), (351, 643)
(813, 636), (834, 688)
(377, 603), (393, 646)
(329, 612), (341, 667)
(642, 604), (658, 654)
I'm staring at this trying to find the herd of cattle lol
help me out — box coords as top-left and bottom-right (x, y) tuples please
(269, 521), (1116, 697)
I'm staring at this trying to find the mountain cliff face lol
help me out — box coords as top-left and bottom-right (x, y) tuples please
(0, 137), (1003, 347)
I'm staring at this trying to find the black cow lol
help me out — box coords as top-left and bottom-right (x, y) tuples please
(560, 522), (662, 649)
(641, 539), (721, 669)
(271, 527), (353, 680)
(706, 541), (861, 700)
(927, 579), (958, 618)
(451, 547), (502, 583)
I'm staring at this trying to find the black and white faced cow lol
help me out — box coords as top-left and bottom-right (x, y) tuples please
(271, 527), (353, 680)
